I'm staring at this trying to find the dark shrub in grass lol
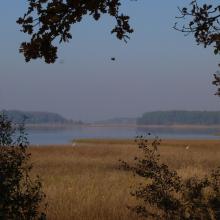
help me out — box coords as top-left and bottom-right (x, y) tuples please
(120, 134), (220, 219)
(0, 113), (46, 219)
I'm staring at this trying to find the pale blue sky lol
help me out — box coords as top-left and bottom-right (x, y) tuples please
(1, 1), (220, 121)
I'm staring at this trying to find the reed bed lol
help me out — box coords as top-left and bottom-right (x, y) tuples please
(29, 139), (220, 220)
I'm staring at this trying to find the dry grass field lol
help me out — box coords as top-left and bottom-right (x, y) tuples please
(29, 139), (220, 220)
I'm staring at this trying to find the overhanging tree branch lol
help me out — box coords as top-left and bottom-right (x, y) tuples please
(17, 0), (134, 63)
(175, 0), (220, 95)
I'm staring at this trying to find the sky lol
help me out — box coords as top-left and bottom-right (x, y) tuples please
(1, 0), (220, 121)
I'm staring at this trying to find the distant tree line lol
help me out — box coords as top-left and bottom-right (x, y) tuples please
(2, 110), (68, 124)
(137, 111), (220, 125)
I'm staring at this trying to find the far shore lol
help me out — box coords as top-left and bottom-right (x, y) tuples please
(88, 123), (220, 129)
(24, 123), (85, 129)
(24, 123), (220, 129)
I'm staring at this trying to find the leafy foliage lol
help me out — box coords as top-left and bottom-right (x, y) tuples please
(175, 0), (220, 95)
(0, 113), (46, 219)
(17, 0), (134, 63)
(120, 134), (220, 219)
(175, 1), (220, 53)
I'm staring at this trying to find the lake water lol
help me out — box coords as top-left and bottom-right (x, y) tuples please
(26, 126), (220, 145)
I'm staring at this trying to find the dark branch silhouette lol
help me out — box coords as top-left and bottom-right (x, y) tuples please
(175, 0), (220, 95)
(17, 0), (134, 63)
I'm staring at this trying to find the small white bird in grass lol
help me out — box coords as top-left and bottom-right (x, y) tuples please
(185, 145), (190, 150)
(72, 142), (76, 147)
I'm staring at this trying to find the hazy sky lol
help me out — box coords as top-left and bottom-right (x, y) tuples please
(1, 1), (220, 121)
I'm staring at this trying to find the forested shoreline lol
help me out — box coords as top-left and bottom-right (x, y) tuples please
(1, 110), (69, 124)
(137, 111), (220, 125)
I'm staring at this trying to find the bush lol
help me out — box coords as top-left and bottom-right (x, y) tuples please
(0, 113), (46, 219)
(120, 134), (220, 220)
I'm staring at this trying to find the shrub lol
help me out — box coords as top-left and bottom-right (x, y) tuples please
(0, 113), (46, 219)
(120, 134), (220, 220)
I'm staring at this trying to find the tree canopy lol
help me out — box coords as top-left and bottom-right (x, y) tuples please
(17, 0), (133, 63)
(175, 0), (220, 94)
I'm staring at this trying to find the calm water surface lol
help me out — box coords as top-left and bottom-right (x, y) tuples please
(26, 126), (220, 145)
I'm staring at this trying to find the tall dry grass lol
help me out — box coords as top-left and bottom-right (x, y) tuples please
(29, 139), (220, 220)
